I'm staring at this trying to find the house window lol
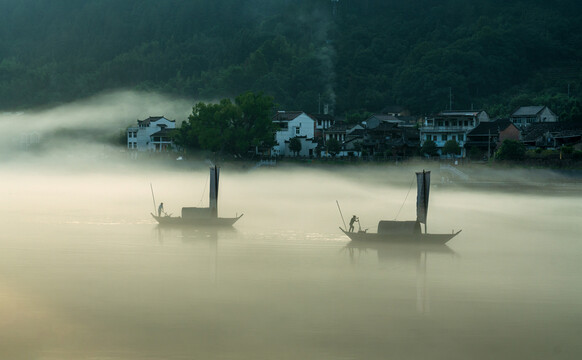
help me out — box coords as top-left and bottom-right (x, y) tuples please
(295, 127), (300, 135)
(452, 135), (456, 141)
(433, 135), (437, 141)
(441, 135), (446, 141)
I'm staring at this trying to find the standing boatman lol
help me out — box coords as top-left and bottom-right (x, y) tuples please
(158, 202), (164, 217)
(349, 215), (358, 232)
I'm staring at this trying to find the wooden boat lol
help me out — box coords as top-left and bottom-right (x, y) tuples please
(340, 170), (461, 244)
(151, 166), (243, 227)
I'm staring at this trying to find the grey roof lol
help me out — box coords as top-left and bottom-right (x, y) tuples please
(372, 122), (399, 131)
(511, 106), (545, 117)
(272, 111), (317, 122)
(438, 110), (484, 117)
(521, 121), (582, 142)
(368, 114), (402, 122)
(138, 116), (174, 126)
(326, 123), (362, 133)
(468, 119), (514, 136)
(272, 111), (304, 121)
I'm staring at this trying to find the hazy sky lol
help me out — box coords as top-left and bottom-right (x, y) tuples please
(0, 90), (194, 163)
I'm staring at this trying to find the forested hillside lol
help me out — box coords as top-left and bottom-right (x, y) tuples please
(1, 0), (581, 119)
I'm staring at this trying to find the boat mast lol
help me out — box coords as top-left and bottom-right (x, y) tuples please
(209, 166), (219, 218)
(416, 170), (431, 233)
(423, 170), (428, 234)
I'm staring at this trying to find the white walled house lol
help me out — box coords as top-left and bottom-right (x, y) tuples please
(510, 106), (558, 128)
(420, 110), (490, 157)
(272, 111), (319, 157)
(127, 116), (176, 152)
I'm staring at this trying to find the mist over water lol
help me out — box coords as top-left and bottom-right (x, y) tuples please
(1, 94), (582, 359)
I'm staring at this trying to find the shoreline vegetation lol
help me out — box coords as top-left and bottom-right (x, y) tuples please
(119, 150), (582, 183)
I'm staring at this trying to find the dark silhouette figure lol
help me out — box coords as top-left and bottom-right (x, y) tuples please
(158, 202), (164, 217)
(349, 215), (358, 232)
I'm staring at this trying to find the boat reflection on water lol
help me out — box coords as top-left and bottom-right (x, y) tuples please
(154, 223), (238, 244)
(345, 240), (457, 314)
(153, 224), (240, 284)
(345, 240), (455, 262)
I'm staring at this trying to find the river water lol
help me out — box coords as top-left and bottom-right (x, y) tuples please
(1, 163), (581, 359)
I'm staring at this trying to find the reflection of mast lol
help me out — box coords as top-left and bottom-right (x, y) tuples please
(345, 242), (456, 314)
(212, 233), (219, 284)
(331, 0), (339, 17)
(416, 251), (429, 314)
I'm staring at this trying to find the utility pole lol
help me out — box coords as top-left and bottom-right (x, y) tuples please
(487, 129), (491, 161)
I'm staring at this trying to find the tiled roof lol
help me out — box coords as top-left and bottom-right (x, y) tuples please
(369, 114), (401, 122)
(272, 111), (305, 121)
(468, 119), (513, 136)
(521, 121), (582, 141)
(511, 106), (545, 117)
(326, 123), (358, 132)
(438, 110), (483, 117)
(138, 116), (174, 126)
(372, 122), (399, 131)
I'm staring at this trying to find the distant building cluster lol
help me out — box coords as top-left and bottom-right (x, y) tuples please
(126, 105), (582, 159)
(127, 116), (177, 152)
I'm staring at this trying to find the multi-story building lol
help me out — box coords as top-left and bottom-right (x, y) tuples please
(127, 116), (176, 152)
(420, 110), (490, 157)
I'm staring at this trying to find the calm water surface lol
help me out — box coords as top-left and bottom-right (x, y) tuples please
(1, 167), (581, 359)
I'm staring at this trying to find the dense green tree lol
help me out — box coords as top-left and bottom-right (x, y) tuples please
(495, 139), (526, 161)
(345, 111), (372, 125)
(326, 138), (341, 157)
(289, 137), (302, 156)
(421, 139), (439, 157)
(234, 91), (277, 150)
(442, 140), (461, 156)
(177, 91), (275, 157)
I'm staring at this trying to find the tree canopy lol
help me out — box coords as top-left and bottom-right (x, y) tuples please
(177, 91), (275, 157)
(326, 138), (341, 157)
(421, 139), (438, 157)
(1, 0), (581, 118)
(442, 140), (461, 155)
(289, 137), (302, 156)
(495, 139), (526, 161)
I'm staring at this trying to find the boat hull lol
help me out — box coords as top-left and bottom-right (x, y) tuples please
(340, 227), (461, 244)
(151, 213), (243, 227)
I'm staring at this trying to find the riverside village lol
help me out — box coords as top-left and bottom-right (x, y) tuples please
(124, 105), (582, 168)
